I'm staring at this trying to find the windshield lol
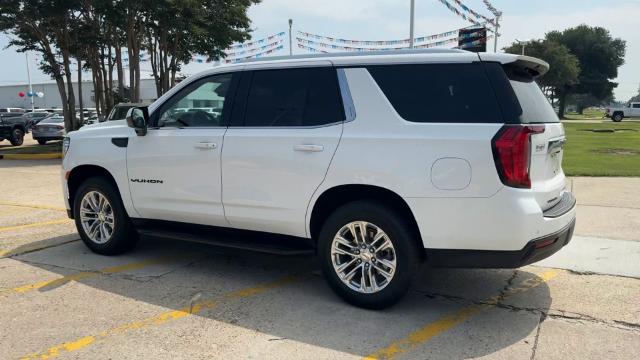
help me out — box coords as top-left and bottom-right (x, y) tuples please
(108, 105), (134, 121)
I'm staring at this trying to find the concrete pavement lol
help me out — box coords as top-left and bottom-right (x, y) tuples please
(0, 160), (638, 359)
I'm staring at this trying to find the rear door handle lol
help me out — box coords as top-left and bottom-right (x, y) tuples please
(194, 142), (217, 150)
(293, 144), (324, 152)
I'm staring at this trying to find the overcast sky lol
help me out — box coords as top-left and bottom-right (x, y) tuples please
(1, 0), (638, 100)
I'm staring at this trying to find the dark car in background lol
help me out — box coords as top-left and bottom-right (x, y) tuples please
(22, 111), (52, 129)
(0, 113), (28, 146)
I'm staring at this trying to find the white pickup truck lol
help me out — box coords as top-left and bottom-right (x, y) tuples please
(606, 102), (640, 122)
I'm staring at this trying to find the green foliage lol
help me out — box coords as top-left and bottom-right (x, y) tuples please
(547, 25), (626, 102)
(504, 39), (580, 92)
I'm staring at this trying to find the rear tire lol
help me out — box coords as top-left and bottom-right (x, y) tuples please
(318, 201), (419, 309)
(37, 139), (47, 145)
(9, 128), (24, 146)
(612, 113), (623, 122)
(73, 177), (138, 255)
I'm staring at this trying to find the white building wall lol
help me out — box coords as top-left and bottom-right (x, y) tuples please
(0, 79), (158, 110)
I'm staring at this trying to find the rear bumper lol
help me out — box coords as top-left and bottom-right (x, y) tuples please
(426, 218), (575, 268)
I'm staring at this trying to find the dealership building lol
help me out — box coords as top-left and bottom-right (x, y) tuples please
(0, 79), (158, 110)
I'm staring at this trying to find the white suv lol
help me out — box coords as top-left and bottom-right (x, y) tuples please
(62, 50), (576, 309)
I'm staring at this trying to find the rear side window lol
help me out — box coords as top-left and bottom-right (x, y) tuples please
(242, 67), (344, 127)
(367, 63), (503, 123)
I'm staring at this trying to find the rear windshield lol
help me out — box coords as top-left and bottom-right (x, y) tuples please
(485, 62), (559, 124)
(41, 117), (64, 124)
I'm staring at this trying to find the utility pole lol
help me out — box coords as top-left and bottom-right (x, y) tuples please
(288, 19), (293, 56)
(409, 0), (415, 49)
(25, 52), (34, 111)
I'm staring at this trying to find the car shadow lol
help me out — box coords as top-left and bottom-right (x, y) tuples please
(10, 235), (553, 358)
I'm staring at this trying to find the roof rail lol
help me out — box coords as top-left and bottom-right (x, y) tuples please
(235, 48), (469, 64)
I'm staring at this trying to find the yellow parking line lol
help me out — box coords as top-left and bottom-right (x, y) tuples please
(0, 257), (177, 296)
(363, 270), (559, 360)
(0, 219), (72, 233)
(19, 276), (298, 360)
(0, 202), (67, 212)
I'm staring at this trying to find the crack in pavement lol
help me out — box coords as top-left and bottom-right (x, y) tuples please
(529, 313), (546, 360)
(414, 288), (640, 333)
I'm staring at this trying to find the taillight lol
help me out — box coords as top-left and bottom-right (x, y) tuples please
(491, 125), (545, 188)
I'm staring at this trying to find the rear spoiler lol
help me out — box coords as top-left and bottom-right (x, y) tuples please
(478, 53), (550, 78)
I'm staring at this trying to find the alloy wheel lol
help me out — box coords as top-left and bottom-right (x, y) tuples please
(331, 221), (397, 294)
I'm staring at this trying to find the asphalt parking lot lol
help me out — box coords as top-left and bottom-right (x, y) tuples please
(1, 159), (639, 359)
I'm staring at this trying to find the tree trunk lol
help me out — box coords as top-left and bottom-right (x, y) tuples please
(78, 58), (84, 125)
(115, 42), (125, 100)
(558, 90), (568, 119)
(61, 48), (77, 129)
(107, 43), (114, 110)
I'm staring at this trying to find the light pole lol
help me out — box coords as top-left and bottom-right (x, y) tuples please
(409, 0), (415, 49)
(515, 38), (529, 55)
(25, 52), (34, 112)
(493, 14), (500, 52)
(288, 19), (293, 56)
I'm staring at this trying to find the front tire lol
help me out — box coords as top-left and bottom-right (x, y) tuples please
(9, 128), (24, 146)
(612, 113), (623, 122)
(73, 177), (138, 255)
(37, 139), (47, 145)
(318, 201), (419, 309)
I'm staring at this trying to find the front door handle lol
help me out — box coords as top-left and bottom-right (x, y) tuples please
(293, 144), (324, 152)
(194, 142), (217, 150)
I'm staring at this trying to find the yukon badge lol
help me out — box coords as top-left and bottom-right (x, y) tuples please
(130, 178), (164, 184)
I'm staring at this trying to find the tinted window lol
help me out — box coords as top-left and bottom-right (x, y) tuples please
(108, 105), (134, 121)
(243, 68), (344, 127)
(367, 63), (503, 123)
(155, 74), (232, 128)
(502, 63), (559, 123)
(633, 103), (640, 109)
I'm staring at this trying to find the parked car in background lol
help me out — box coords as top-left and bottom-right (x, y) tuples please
(0, 107), (25, 114)
(31, 115), (65, 144)
(0, 112), (28, 145)
(61, 50), (576, 309)
(605, 102), (640, 122)
(22, 111), (52, 130)
(107, 103), (151, 121)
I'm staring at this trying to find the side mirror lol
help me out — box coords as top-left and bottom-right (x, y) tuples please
(126, 107), (149, 136)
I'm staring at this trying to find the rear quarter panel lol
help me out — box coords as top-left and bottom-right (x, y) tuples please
(308, 67), (504, 237)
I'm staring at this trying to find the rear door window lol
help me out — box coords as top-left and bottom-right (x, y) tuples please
(241, 67), (344, 127)
(367, 63), (503, 123)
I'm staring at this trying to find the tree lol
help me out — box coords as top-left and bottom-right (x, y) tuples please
(547, 25), (626, 118)
(0, 0), (80, 130)
(144, 0), (259, 97)
(504, 39), (580, 108)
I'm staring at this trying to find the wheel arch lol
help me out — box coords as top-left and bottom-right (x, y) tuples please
(67, 165), (123, 218)
(308, 184), (424, 258)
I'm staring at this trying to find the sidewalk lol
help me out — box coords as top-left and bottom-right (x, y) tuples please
(569, 177), (640, 242)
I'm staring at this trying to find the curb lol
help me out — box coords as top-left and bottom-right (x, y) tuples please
(0, 153), (62, 160)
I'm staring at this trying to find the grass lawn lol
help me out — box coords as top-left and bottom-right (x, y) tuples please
(564, 108), (606, 120)
(0, 141), (62, 155)
(562, 122), (640, 176)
